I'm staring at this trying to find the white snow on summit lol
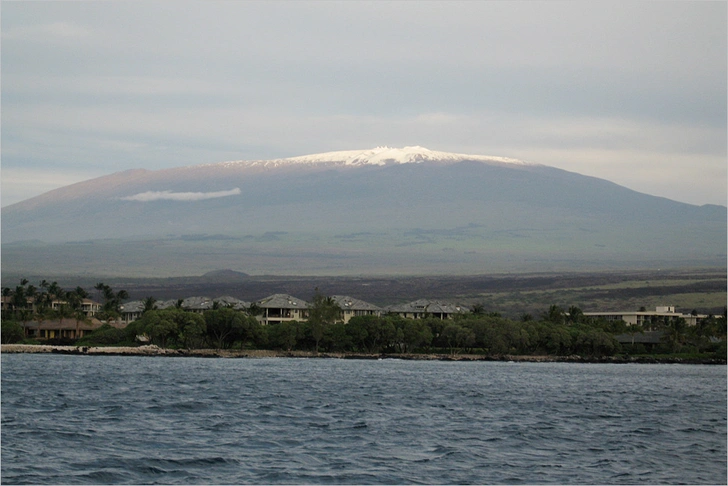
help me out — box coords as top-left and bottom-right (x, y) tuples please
(211, 146), (529, 169)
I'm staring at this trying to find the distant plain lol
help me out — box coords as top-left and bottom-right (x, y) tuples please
(4, 267), (724, 319)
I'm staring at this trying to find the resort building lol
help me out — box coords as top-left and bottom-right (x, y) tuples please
(330, 295), (382, 324)
(583, 306), (707, 328)
(385, 299), (467, 320)
(2, 296), (102, 317)
(256, 294), (309, 325)
(119, 296), (252, 324)
(23, 317), (104, 340)
(119, 300), (145, 324)
(213, 296), (250, 310)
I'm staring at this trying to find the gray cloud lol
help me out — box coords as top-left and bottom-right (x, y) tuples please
(120, 188), (241, 202)
(1, 1), (725, 207)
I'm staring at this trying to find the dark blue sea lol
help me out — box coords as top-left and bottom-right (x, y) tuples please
(1, 355), (726, 485)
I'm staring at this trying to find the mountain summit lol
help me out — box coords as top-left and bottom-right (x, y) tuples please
(211, 146), (528, 168)
(2, 147), (725, 277)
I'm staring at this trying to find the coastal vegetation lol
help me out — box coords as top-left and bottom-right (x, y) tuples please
(3, 278), (725, 359)
(2, 281), (725, 359)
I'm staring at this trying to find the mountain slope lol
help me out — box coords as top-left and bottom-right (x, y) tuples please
(2, 147), (725, 277)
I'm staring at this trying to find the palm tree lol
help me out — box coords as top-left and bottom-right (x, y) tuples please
(664, 317), (687, 352)
(567, 306), (584, 324)
(94, 282), (106, 304)
(142, 296), (158, 313)
(64, 287), (89, 339)
(543, 305), (565, 324)
(45, 299), (73, 340)
(10, 284), (27, 320)
(46, 282), (65, 312)
(308, 290), (342, 352)
(95, 283), (129, 319)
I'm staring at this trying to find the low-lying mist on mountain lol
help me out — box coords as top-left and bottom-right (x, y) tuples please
(2, 147), (725, 278)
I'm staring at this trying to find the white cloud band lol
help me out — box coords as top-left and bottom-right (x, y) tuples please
(121, 188), (241, 202)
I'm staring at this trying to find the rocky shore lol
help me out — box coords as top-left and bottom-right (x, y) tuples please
(2, 344), (725, 364)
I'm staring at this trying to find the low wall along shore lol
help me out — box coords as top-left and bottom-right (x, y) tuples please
(2, 344), (725, 364)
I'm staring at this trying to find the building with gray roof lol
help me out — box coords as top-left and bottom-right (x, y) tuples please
(213, 296), (250, 310)
(330, 295), (382, 323)
(256, 294), (309, 325)
(386, 299), (468, 320)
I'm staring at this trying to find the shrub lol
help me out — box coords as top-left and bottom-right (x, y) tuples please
(1, 321), (25, 344)
(76, 324), (126, 346)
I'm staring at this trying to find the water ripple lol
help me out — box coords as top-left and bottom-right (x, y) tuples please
(2, 355), (725, 484)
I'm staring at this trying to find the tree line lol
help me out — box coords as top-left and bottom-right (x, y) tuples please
(2, 281), (726, 357)
(77, 305), (727, 357)
(1, 279), (129, 344)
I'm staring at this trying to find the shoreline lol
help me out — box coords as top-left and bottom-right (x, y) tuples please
(2, 344), (725, 364)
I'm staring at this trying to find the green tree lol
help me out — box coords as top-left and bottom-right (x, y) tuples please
(177, 313), (207, 349)
(76, 324), (125, 346)
(268, 321), (300, 351)
(307, 290), (342, 352)
(142, 296), (158, 313)
(397, 319), (433, 353)
(540, 323), (572, 355)
(663, 317), (688, 352)
(322, 322), (352, 352)
(574, 329), (619, 356)
(205, 308), (248, 349)
(625, 322), (644, 345)
(95, 283), (130, 319)
(1, 320), (25, 344)
(6, 279), (35, 322)
(567, 306), (584, 324)
(470, 303), (486, 316)
(144, 312), (178, 348)
(65, 286), (90, 339)
(347, 316), (396, 353)
(345, 317), (369, 352)
(543, 305), (565, 324)
(246, 303), (263, 317)
(441, 323), (474, 354)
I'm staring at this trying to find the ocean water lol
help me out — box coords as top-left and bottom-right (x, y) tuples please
(1, 355), (725, 485)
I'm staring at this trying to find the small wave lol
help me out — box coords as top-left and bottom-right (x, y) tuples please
(165, 456), (233, 466)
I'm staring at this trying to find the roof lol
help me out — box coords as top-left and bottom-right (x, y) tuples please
(156, 299), (180, 310)
(386, 299), (466, 315)
(330, 295), (382, 312)
(614, 331), (664, 345)
(180, 296), (214, 311)
(213, 296), (250, 310)
(119, 300), (145, 313)
(257, 294), (308, 309)
(23, 318), (103, 331)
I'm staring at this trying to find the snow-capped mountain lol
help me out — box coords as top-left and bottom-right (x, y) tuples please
(212, 146), (529, 168)
(2, 147), (725, 277)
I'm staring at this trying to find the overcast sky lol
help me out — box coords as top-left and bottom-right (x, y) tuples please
(2, 1), (726, 207)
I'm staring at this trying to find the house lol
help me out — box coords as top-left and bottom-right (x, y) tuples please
(583, 306), (707, 328)
(2, 296), (102, 317)
(23, 317), (104, 340)
(51, 299), (102, 317)
(119, 300), (145, 324)
(213, 296), (250, 310)
(179, 296), (214, 313)
(385, 299), (467, 320)
(330, 295), (382, 324)
(256, 294), (309, 325)
(613, 331), (664, 351)
(118, 296), (252, 324)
